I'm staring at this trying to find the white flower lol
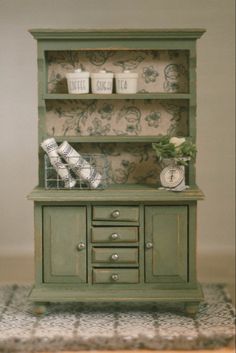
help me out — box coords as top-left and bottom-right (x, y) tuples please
(169, 137), (186, 147)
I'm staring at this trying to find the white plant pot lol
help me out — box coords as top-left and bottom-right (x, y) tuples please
(115, 70), (138, 94)
(91, 70), (113, 94)
(66, 69), (90, 94)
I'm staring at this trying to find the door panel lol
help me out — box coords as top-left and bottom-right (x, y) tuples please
(145, 206), (188, 283)
(43, 206), (87, 283)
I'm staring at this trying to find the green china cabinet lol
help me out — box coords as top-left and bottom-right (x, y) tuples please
(28, 29), (205, 314)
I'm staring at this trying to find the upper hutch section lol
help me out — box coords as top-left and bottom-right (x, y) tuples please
(30, 28), (205, 96)
(29, 29), (205, 189)
(30, 29), (205, 139)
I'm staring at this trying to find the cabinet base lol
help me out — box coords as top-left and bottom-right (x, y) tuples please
(29, 283), (203, 305)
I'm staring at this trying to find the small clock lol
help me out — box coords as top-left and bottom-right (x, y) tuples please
(160, 165), (185, 188)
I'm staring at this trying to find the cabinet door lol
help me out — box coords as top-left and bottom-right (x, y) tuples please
(145, 206), (188, 283)
(43, 206), (87, 283)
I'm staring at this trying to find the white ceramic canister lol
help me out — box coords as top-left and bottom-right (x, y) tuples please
(115, 70), (138, 94)
(41, 138), (76, 188)
(57, 141), (102, 189)
(66, 68), (90, 94)
(91, 70), (113, 94)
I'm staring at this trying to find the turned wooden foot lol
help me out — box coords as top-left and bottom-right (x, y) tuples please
(32, 302), (47, 316)
(184, 302), (199, 317)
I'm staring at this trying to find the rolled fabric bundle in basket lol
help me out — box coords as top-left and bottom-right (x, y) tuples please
(57, 141), (102, 189)
(41, 138), (76, 188)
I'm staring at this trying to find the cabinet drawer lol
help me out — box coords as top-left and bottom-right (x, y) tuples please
(93, 206), (139, 222)
(93, 269), (139, 284)
(91, 227), (138, 243)
(92, 247), (138, 264)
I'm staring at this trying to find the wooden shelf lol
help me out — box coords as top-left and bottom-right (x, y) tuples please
(28, 184), (204, 202)
(43, 93), (190, 100)
(48, 135), (170, 143)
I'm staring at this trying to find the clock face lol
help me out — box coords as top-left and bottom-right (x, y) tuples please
(160, 166), (184, 188)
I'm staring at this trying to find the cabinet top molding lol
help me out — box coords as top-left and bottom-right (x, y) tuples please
(29, 28), (206, 40)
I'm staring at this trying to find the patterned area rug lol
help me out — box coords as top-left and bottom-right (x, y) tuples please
(0, 284), (235, 352)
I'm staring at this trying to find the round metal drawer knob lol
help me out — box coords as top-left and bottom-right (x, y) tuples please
(111, 253), (119, 261)
(111, 210), (120, 218)
(110, 233), (119, 240)
(77, 242), (86, 250)
(146, 242), (153, 249)
(111, 274), (119, 281)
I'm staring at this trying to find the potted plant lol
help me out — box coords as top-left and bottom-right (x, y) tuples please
(152, 136), (197, 165)
(152, 136), (197, 191)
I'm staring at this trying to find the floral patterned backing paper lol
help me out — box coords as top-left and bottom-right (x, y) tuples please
(47, 50), (189, 94)
(71, 143), (161, 186)
(45, 50), (189, 186)
(46, 99), (188, 137)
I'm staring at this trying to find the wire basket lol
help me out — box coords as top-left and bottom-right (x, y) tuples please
(44, 154), (109, 190)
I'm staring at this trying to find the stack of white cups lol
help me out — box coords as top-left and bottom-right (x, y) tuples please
(41, 138), (76, 188)
(57, 141), (102, 189)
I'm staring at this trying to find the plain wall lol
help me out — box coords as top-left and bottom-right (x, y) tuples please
(0, 0), (235, 282)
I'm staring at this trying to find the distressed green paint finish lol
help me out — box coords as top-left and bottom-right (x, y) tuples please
(93, 268), (139, 284)
(189, 44), (197, 185)
(44, 93), (191, 100)
(86, 204), (93, 285)
(28, 186), (204, 202)
(188, 203), (197, 283)
(32, 39), (200, 51)
(91, 227), (138, 243)
(92, 205), (139, 222)
(145, 206), (188, 283)
(92, 247), (139, 265)
(34, 203), (43, 286)
(52, 135), (189, 144)
(28, 29), (205, 310)
(138, 204), (145, 284)
(43, 206), (87, 283)
(37, 43), (47, 186)
(29, 283), (203, 302)
(31, 279), (201, 291)
(29, 28), (206, 42)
